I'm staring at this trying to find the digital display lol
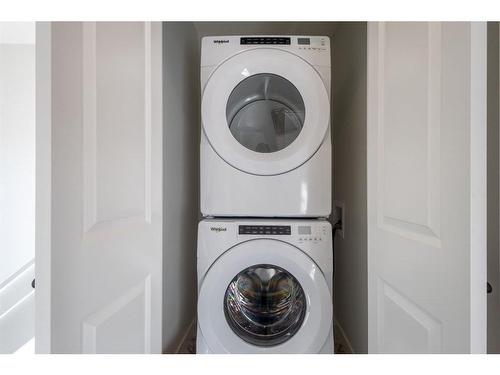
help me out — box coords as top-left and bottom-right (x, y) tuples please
(239, 225), (291, 235)
(241, 37), (291, 45)
(297, 38), (310, 45)
(298, 226), (312, 235)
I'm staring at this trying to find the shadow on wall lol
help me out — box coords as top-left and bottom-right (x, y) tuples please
(162, 22), (201, 353)
(331, 22), (368, 354)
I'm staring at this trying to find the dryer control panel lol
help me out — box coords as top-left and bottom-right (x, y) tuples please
(239, 225), (291, 235)
(201, 35), (331, 68)
(240, 37), (291, 45)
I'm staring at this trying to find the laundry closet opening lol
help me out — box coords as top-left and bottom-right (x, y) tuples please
(162, 22), (367, 354)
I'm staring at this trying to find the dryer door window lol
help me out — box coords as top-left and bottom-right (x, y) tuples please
(226, 74), (305, 153)
(224, 264), (306, 347)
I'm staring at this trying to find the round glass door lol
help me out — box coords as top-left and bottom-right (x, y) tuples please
(224, 264), (306, 347)
(226, 74), (305, 153)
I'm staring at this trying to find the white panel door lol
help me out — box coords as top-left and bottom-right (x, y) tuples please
(367, 22), (487, 353)
(36, 22), (163, 353)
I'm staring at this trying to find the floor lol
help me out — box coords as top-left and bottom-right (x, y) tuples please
(177, 321), (353, 354)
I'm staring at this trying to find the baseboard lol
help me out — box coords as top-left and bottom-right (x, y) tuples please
(174, 319), (196, 354)
(333, 317), (355, 354)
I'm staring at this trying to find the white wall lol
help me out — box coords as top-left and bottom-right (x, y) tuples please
(162, 22), (200, 353)
(331, 22), (368, 354)
(487, 21), (500, 354)
(0, 27), (35, 285)
(0, 22), (36, 353)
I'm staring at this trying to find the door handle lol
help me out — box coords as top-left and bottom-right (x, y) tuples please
(487, 282), (492, 294)
(32, 278), (35, 289)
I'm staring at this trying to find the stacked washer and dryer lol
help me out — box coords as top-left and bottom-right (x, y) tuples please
(197, 35), (333, 353)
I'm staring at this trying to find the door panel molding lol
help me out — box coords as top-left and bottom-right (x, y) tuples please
(376, 277), (442, 353)
(376, 22), (442, 248)
(82, 275), (152, 354)
(82, 22), (153, 233)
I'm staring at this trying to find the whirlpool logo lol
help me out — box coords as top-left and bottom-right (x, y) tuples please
(213, 39), (229, 44)
(210, 227), (227, 232)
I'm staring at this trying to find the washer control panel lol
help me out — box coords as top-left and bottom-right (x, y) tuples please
(297, 224), (328, 243)
(234, 222), (331, 245)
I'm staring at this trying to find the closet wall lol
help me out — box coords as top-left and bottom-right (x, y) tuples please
(162, 22), (200, 353)
(331, 22), (368, 354)
(487, 21), (500, 354)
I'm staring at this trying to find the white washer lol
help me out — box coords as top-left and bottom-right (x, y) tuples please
(197, 218), (334, 354)
(200, 36), (331, 217)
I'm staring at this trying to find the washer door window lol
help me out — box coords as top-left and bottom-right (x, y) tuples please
(224, 264), (306, 346)
(202, 48), (330, 176)
(197, 239), (332, 353)
(226, 74), (305, 154)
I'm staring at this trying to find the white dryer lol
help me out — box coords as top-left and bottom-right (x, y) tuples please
(196, 218), (334, 354)
(200, 36), (331, 217)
